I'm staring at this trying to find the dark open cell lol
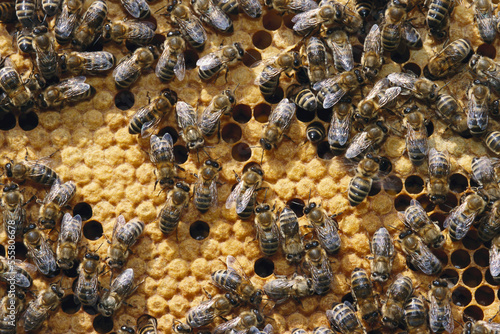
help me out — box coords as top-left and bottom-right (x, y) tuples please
(0, 245), (4, 257)
(264, 87), (284, 104)
(242, 48), (262, 68)
(317, 141), (334, 160)
(485, 268), (500, 285)
(406, 257), (419, 272)
(440, 269), (459, 285)
(425, 120), (434, 137)
(296, 107), (315, 123)
(0, 112), (15, 131)
(151, 33), (165, 46)
(474, 248), (489, 267)
(390, 46), (410, 64)
(475, 285), (494, 306)
(231, 143), (252, 162)
(463, 305), (484, 322)
(125, 40), (140, 53)
(189, 221), (210, 240)
(73, 202), (93, 221)
(173, 145), (188, 164)
(263, 10), (282, 30)
(476, 43), (496, 59)
(254, 103), (271, 123)
(221, 123), (242, 144)
(184, 49), (199, 70)
(61, 294), (81, 314)
(352, 44), (363, 64)
(379, 157), (392, 174)
(416, 194), (435, 212)
(87, 38), (104, 52)
(432, 248), (448, 265)
(449, 173), (468, 193)
(114, 90), (135, 110)
(394, 194), (412, 211)
(383, 175), (403, 195)
(440, 193), (458, 212)
(286, 198), (305, 217)
(368, 180), (381, 196)
(83, 220), (103, 240)
(143, 14), (157, 29)
(18, 111), (38, 131)
(233, 104), (252, 123)
(254, 258), (274, 278)
(63, 259), (80, 278)
(83, 304), (99, 315)
(367, 331), (383, 334)
(452, 286), (471, 307)
(462, 267), (482, 287)
(430, 212), (446, 227)
(405, 175), (424, 194)
(283, 13), (295, 29)
(403, 62), (421, 77)
(451, 249), (470, 269)
(93, 314), (114, 333)
(463, 230), (481, 250)
(13, 242), (27, 260)
(252, 30), (272, 50)
(341, 292), (355, 305)
(470, 177), (479, 188)
(316, 107), (332, 123)
(158, 126), (179, 144)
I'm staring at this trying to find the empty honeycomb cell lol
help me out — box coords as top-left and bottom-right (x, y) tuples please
(394, 194), (411, 211)
(430, 212), (447, 230)
(383, 175), (403, 195)
(403, 62), (421, 77)
(83, 220), (103, 240)
(114, 90), (135, 110)
(379, 157), (393, 174)
(417, 194), (435, 212)
(463, 230), (482, 250)
(93, 314), (114, 334)
(242, 48), (262, 67)
(233, 104), (252, 123)
(432, 248), (448, 265)
(184, 49), (199, 70)
(252, 30), (272, 49)
(474, 248), (489, 267)
(440, 268), (459, 285)
(475, 285), (495, 306)
(83, 304), (99, 316)
(173, 145), (188, 164)
(441, 193), (458, 212)
(296, 108), (315, 123)
(283, 13), (295, 29)
(425, 120), (434, 137)
(449, 173), (468, 193)
(158, 126), (179, 143)
(368, 180), (382, 196)
(452, 286), (472, 307)
(463, 267), (483, 287)
(317, 141), (334, 160)
(352, 44), (363, 63)
(470, 177), (479, 188)
(13, 242), (27, 260)
(18, 111), (38, 131)
(287, 198), (305, 217)
(404, 175), (424, 194)
(264, 86), (285, 104)
(463, 305), (484, 322)
(61, 294), (81, 314)
(254, 257), (274, 277)
(476, 43), (496, 59)
(263, 10), (283, 30)
(254, 103), (272, 123)
(341, 292), (355, 304)
(221, 123), (242, 143)
(0, 112), (15, 131)
(0, 245), (4, 257)
(189, 221), (210, 240)
(231, 142), (252, 162)
(390, 47), (410, 64)
(316, 108), (332, 123)
(451, 249), (471, 269)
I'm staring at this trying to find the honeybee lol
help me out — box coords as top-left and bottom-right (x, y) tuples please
(155, 30), (186, 82)
(345, 120), (387, 161)
(426, 0), (455, 40)
(197, 43), (244, 81)
(22, 283), (64, 332)
(75, 251), (101, 306)
(137, 314), (158, 334)
(199, 90), (236, 137)
(303, 201), (340, 254)
(98, 268), (137, 317)
(103, 20), (155, 46)
(260, 98), (296, 151)
(473, 0), (496, 43)
(467, 80), (489, 136)
(72, 0), (108, 50)
(428, 279), (453, 334)
(213, 309), (265, 334)
(0, 256), (33, 288)
(211, 255), (264, 306)
(32, 25), (58, 82)
(306, 122), (326, 143)
(399, 230), (442, 275)
(16, 28), (34, 54)
(435, 93), (469, 136)
(355, 0), (372, 17)
(56, 213), (82, 270)
(42, 0), (62, 16)
(356, 78), (401, 124)
(325, 28), (353, 73)
(287, 84), (317, 112)
(121, 0), (150, 19)
(158, 181), (190, 235)
(399, 199), (444, 248)
(38, 178), (76, 230)
(478, 201), (500, 242)
(327, 302), (365, 334)
(469, 54), (500, 93)
(485, 131), (500, 155)
(194, 159), (221, 213)
(0, 65), (33, 110)
(263, 274), (314, 304)
(176, 101), (205, 151)
(38, 76), (96, 109)
(303, 240), (332, 295)
(0, 289), (25, 334)
(23, 224), (58, 277)
(192, 0), (233, 33)
(254, 202), (279, 256)
(361, 24), (383, 79)
(293, 329), (308, 334)
(403, 109), (429, 166)
(217, 0), (262, 17)
(129, 88), (177, 136)
(60, 51), (115, 76)
(168, 1), (207, 51)
(387, 72), (439, 103)
(381, 4), (406, 52)
(279, 206), (304, 264)
(490, 234), (500, 282)
(348, 154), (380, 206)
(315, 68), (366, 109)
(107, 215), (145, 269)
(118, 326), (136, 334)
(5, 154), (58, 186)
(172, 320), (192, 334)
(113, 46), (158, 88)
(328, 99), (353, 154)
(149, 133), (176, 189)
(444, 193), (487, 241)
(351, 268), (378, 323)
(471, 156), (500, 206)
(225, 164), (264, 220)
(15, 0), (37, 28)
(305, 36), (328, 84)
(1, 182), (27, 238)
(382, 275), (413, 328)
(0, 2), (16, 23)
(370, 227), (394, 282)
(427, 148), (450, 204)
(462, 320), (500, 334)
(424, 39), (473, 81)
(248, 324), (274, 334)
(54, 0), (83, 44)
(404, 296), (428, 334)
(254, 51), (302, 98)
(186, 293), (240, 328)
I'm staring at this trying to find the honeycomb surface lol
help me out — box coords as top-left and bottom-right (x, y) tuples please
(0, 0), (500, 333)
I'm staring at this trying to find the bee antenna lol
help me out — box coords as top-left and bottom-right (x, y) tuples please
(307, 189), (311, 205)
(260, 147), (265, 165)
(155, 4), (170, 14)
(263, 188), (268, 202)
(95, 242), (104, 252)
(437, 79), (453, 93)
(202, 147), (212, 159)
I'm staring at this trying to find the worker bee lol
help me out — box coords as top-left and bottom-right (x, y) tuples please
(225, 164), (264, 220)
(129, 88), (177, 136)
(186, 293), (240, 328)
(38, 178), (76, 230)
(113, 46), (158, 88)
(473, 0), (496, 43)
(192, 0), (233, 33)
(102, 20), (155, 46)
(172, 320), (192, 334)
(328, 99), (353, 154)
(158, 181), (190, 235)
(263, 274), (314, 304)
(467, 80), (490, 136)
(15, 0), (37, 28)
(306, 122), (326, 143)
(381, 3), (419, 52)
(302, 240), (332, 295)
(75, 251), (101, 306)
(32, 25), (58, 82)
(60, 51), (115, 76)
(199, 89), (236, 137)
(260, 98), (296, 151)
(0, 289), (26, 334)
(54, 0), (83, 44)
(435, 93), (469, 136)
(213, 309), (265, 334)
(137, 314), (158, 334)
(5, 153), (58, 186)
(424, 38), (473, 81)
(387, 72), (439, 103)
(24, 224), (58, 277)
(254, 202), (279, 256)
(469, 54), (500, 93)
(168, 1), (207, 51)
(354, 0), (372, 17)
(399, 230), (442, 275)
(155, 30), (186, 82)
(16, 28), (34, 54)
(404, 296), (428, 334)
(121, 0), (150, 18)
(98, 268), (137, 317)
(399, 199), (444, 248)
(382, 275), (413, 328)
(361, 24), (383, 79)
(348, 154), (380, 206)
(254, 51), (302, 98)
(42, 0), (62, 16)
(216, 0), (262, 17)
(305, 36), (328, 84)
(194, 159), (221, 213)
(327, 302), (365, 334)
(314, 69), (366, 109)
(478, 201), (500, 242)
(356, 78), (401, 124)
(56, 213), (82, 270)
(463, 320), (500, 334)
(107, 215), (145, 269)
(211, 255), (264, 306)
(287, 84), (317, 112)
(351, 268), (378, 323)
(72, 0), (108, 50)
(427, 148), (450, 204)
(38, 76), (96, 109)
(370, 227), (394, 282)
(490, 234), (500, 282)
(346, 122), (387, 161)
(149, 133), (177, 189)
(444, 193), (487, 241)
(22, 283), (64, 332)
(324, 28), (354, 73)
(279, 206), (304, 264)
(403, 109), (429, 166)
(485, 131), (500, 155)
(0, 2), (16, 23)
(428, 279), (453, 334)
(176, 101), (205, 150)
(0, 256), (33, 288)
(0, 65), (33, 110)
(472, 156), (500, 206)
(265, 0), (317, 13)
(1, 182), (27, 238)
(303, 202), (341, 254)
(426, 0), (455, 40)
(197, 43), (244, 81)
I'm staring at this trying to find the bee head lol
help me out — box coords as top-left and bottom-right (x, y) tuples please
(121, 326), (135, 334)
(234, 43), (244, 58)
(167, 30), (182, 37)
(259, 138), (272, 151)
(303, 202), (316, 214)
(176, 182), (190, 193)
(161, 88), (178, 105)
(305, 240), (319, 250)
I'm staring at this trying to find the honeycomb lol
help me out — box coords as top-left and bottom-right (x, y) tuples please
(0, 0), (499, 333)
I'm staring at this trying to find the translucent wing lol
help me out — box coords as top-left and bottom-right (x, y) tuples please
(28, 239), (57, 275)
(467, 100), (489, 131)
(364, 24), (381, 53)
(209, 179), (218, 207)
(112, 215), (127, 244)
(226, 255), (252, 283)
(291, 8), (320, 32)
(254, 65), (283, 85)
(268, 98), (296, 130)
(387, 72), (417, 91)
(430, 294), (454, 333)
(110, 268), (135, 296)
(236, 184), (257, 214)
(262, 324), (274, 334)
(57, 76), (92, 99)
(59, 213), (82, 243)
(315, 216), (341, 253)
(187, 298), (217, 326)
(330, 39), (354, 72)
(225, 180), (244, 209)
(149, 133), (174, 163)
(76, 270), (98, 302)
(113, 54), (135, 77)
(141, 118), (163, 138)
(176, 101), (197, 129)
(408, 239), (439, 275)
(310, 261), (333, 294)
(379, 87), (401, 107)
(214, 316), (241, 334)
(121, 0), (142, 18)
(199, 101), (225, 135)
(238, 0), (262, 18)
(178, 18), (207, 44)
(328, 109), (351, 146)
(345, 131), (371, 159)
(288, 0), (318, 12)
(6, 265), (32, 288)
(371, 227), (394, 256)
(471, 156), (495, 185)
(54, 4), (79, 40)
(43, 178), (62, 204)
(406, 126), (429, 156)
(323, 89), (347, 109)
(428, 148), (450, 176)
(475, 10), (496, 42)
(82, 52), (115, 71)
(365, 78), (390, 101)
(202, 0), (233, 31)
(174, 53), (186, 81)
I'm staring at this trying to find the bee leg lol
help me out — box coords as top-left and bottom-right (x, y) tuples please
(202, 287), (213, 299)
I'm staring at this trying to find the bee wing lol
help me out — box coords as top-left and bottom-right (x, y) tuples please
(475, 10), (497, 40)
(30, 239), (57, 275)
(57, 181), (76, 206)
(237, 0), (262, 18)
(288, 0), (318, 12)
(76, 270), (99, 299)
(490, 242), (500, 277)
(176, 101), (197, 129)
(110, 268), (135, 295)
(331, 39), (354, 72)
(203, 1), (233, 31)
(200, 101), (225, 133)
(112, 215), (127, 244)
(58, 76), (92, 99)
(149, 133), (174, 163)
(236, 183), (257, 214)
(472, 156), (495, 184)
(378, 87), (401, 107)
(406, 126), (429, 156)
(188, 299), (217, 325)
(371, 227), (394, 256)
(6, 263), (32, 288)
(209, 179), (219, 207)
(43, 178), (62, 204)
(428, 148), (450, 176)
(365, 78), (390, 101)
(174, 52), (186, 81)
(309, 261), (333, 294)
(262, 324), (274, 334)
(59, 213), (82, 243)
(345, 131), (370, 159)
(387, 72), (416, 91)
(467, 100), (489, 131)
(55, 5), (79, 39)
(141, 118), (163, 138)
(226, 255), (253, 283)
(323, 89), (347, 109)
(443, 204), (461, 229)
(328, 109), (352, 146)
(430, 294), (454, 333)
(364, 24), (381, 53)
(121, 0), (142, 18)
(225, 180), (244, 209)
(268, 98), (296, 130)
(113, 54), (134, 76)
(214, 316), (241, 334)
(291, 8), (321, 32)
(401, 23), (421, 46)
(82, 52), (115, 71)
(179, 19), (207, 44)
(409, 239), (438, 275)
